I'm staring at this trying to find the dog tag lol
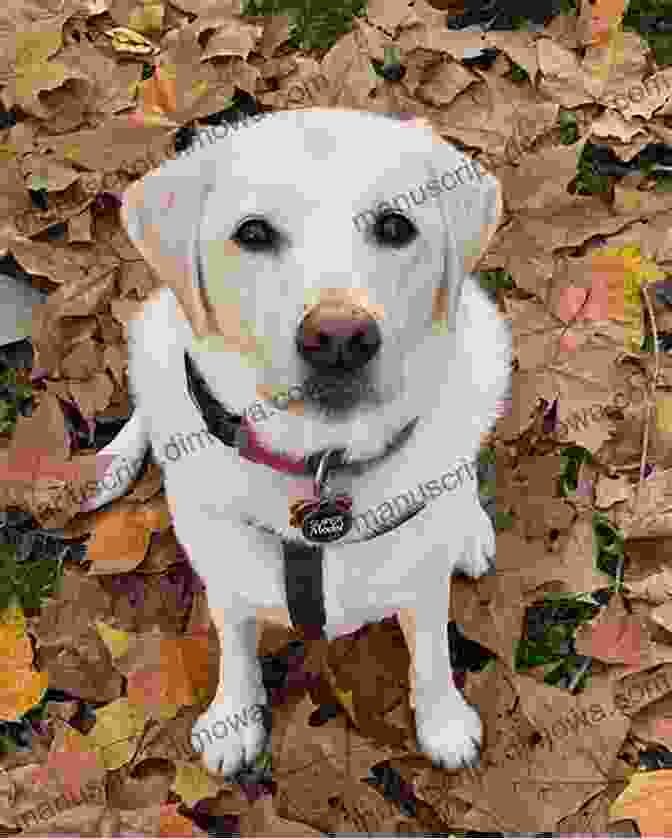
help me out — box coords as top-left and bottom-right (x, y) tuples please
(302, 497), (353, 543)
(290, 450), (353, 542)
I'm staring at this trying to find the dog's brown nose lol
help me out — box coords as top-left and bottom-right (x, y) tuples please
(296, 304), (382, 372)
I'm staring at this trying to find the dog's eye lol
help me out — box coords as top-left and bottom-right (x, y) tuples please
(233, 218), (278, 251)
(373, 212), (417, 247)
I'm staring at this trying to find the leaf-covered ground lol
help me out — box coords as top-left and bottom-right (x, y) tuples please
(2, 0), (672, 834)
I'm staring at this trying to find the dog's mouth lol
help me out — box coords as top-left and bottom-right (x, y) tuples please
(302, 372), (378, 417)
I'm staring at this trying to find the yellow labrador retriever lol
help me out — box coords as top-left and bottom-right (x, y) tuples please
(89, 108), (510, 776)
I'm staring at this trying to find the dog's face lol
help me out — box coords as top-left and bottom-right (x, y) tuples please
(122, 109), (502, 460)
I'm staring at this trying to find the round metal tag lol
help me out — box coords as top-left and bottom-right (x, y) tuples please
(302, 504), (353, 543)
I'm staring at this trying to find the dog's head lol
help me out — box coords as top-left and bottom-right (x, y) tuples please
(122, 109), (503, 461)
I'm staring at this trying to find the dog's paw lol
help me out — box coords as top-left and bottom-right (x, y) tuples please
(415, 689), (482, 770)
(453, 504), (496, 579)
(191, 698), (268, 777)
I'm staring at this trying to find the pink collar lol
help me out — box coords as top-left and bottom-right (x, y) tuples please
(238, 416), (313, 475)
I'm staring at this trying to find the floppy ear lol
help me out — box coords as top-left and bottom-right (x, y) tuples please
(120, 142), (218, 339)
(420, 124), (502, 334)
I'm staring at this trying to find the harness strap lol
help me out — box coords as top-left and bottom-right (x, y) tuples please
(282, 540), (326, 640)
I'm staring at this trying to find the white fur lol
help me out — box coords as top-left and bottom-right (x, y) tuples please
(98, 109), (511, 775)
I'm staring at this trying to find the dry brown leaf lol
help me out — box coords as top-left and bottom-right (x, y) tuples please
(86, 500), (172, 574)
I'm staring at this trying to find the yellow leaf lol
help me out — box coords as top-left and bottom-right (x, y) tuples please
(159, 61), (177, 81)
(142, 503), (172, 533)
(13, 62), (72, 107)
(105, 27), (158, 55)
(0, 601), (26, 639)
(95, 620), (131, 659)
(128, 3), (165, 33)
(656, 395), (672, 435)
(63, 145), (82, 161)
(86, 697), (151, 770)
(0, 602), (49, 720)
(0, 668), (49, 722)
(0, 603), (49, 722)
(619, 189), (645, 212)
(172, 760), (220, 806)
(14, 30), (63, 71)
(609, 769), (672, 835)
(191, 80), (209, 100)
(0, 144), (17, 160)
(331, 686), (357, 726)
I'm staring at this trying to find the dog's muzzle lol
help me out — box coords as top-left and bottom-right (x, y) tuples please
(296, 303), (381, 373)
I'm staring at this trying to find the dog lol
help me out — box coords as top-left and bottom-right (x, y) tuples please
(87, 108), (511, 776)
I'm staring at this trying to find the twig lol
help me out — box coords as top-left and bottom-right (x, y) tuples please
(636, 283), (660, 494)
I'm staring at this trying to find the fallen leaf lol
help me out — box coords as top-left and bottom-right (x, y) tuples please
(86, 500), (172, 573)
(171, 761), (220, 807)
(0, 602), (49, 721)
(575, 593), (650, 666)
(609, 769), (672, 836)
(86, 697), (152, 771)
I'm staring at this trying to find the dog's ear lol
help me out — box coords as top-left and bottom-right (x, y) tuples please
(121, 143), (218, 339)
(421, 124), (502, 333)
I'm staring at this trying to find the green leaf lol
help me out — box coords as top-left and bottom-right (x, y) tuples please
(478, 269), (514, 294)
(254, 750), (272, 771)
(494, 510), (514, 531)
(559, 111), (579, 144)
(0, 543), (65, 614)
(576, 143), (612, 196)
(559, 446), (593, 494)
(383, 45), (401, 68)
(241, 0), (366, 52)
(509, 62), (529, 82)
(477, 446), (496, 467)
(623, 0), (672, 67)
(26, 174), (50, 191)
(642, 333), (656, 353)
(654, 176), (672, 192)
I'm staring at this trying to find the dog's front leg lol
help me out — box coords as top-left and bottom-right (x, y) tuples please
(452, 461), (496, 579)
(192, 596), (268, 776)
(400, 576), (482, 770)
